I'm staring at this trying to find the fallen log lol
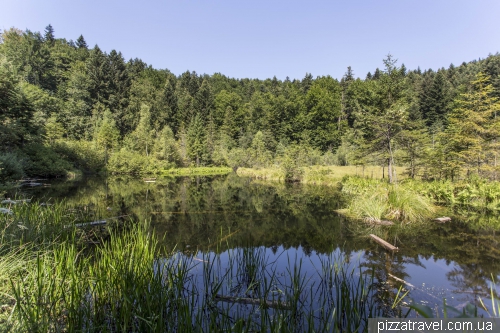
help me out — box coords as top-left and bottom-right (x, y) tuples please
(364, 217), (394, 226)
(1, 199), (31, 205)
(0, 208), (13, 215)
(214, 295), (291, 309)
(388, 273), (415, 288)
(434, 217), (451, 223)
(65, 220), (107, 228)
(143, 178), (157, 181)
(369, 234), (398, 251)
(22, 182), (42, 187)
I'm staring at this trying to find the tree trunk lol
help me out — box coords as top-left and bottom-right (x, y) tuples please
(388, 158), (393, 183)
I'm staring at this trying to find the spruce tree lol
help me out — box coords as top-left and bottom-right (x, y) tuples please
(76, 35), (88, 49)
(44, 24), (55, 45)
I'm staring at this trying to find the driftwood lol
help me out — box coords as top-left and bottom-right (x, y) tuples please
(214, 295), (291, 309)
(65, 220), (107, 228)
(388, 273), (415, 288)
(369, 234), (398, 251)
(364, 217), (394, 226)
(1, 199), (31, 205)
(22, 182), (42, 187)
(434, 217), (451, 223)
(0, 208), (13, 215)
(64, 215), (130, 229)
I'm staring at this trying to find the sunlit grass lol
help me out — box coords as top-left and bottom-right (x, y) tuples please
(160, 166), (232, 176)
(237, 165), (407, 184)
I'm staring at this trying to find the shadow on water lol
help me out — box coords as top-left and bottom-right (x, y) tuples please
(12, 173), (500, 313)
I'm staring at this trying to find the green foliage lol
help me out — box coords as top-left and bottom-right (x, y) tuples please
(107, 148), (161, 175)
(249, 131), (272, 168)
(128, 103), (154, 156)
(2, 25), (500, 183)
(341, 176), (435, 223)
(0, 152), (24, 182)
(94, 107), (120, 155)
(51, 140), (105, 173)
(153, 125), (181, 167)
(21, 143), (72, 177)
(186, 115), (206, 166)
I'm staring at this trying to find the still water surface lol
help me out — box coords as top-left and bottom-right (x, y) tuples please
(18, 173), (500, 312)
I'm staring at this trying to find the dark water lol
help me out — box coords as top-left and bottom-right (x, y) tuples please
(13, 173), (500, 313)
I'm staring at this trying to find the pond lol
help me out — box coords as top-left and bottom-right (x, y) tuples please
(13, 173), (500, 316)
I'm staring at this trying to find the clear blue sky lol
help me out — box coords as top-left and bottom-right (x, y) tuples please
(1, 0), (499, 80)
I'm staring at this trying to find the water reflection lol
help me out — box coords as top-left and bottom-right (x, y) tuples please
(15, 173), (500, 310)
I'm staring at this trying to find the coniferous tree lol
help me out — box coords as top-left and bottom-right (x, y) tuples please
(76, 35), (88, 49)
(130, 104), (154, 156)
(356, 55), (408, 183)
(86, 45), (111, 106)
(95, 108), (120, 163)
(442, 73), (500, 179)
(187, 115), (206, 166)
(194, 79), (214, 122)
(44, 24), (55, 45)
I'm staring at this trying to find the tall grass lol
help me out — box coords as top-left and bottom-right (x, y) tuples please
(161, 167), (232, 177)
(341, 177), (435, 224)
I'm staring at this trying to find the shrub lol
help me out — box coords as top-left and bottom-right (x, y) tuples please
(51, 141), (106, 173)
(21, 143), (72, 177)
(0, 152), (24, 182)
(107, 148), (163, 175)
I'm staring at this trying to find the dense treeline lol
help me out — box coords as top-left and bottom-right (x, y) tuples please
(1, 25), (500, 181)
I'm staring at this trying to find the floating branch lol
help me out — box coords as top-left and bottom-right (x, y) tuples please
(2, 199), (31, 205)
(214, 295), (291, 310)
(369, 234), (398, 251)
(434, 217), (451, 223)
(388, 273), (415, 288)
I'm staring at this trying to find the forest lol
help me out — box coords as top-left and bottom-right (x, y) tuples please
(1, 24), (500, 183)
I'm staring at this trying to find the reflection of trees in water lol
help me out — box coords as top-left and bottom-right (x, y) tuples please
(360, 248), (423, 316)
(28, 174), (500, 302)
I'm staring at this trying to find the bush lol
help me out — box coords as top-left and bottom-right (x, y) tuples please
(0, 152), (24, 182)
(21, 143), (72, 177)
(51, 141), (106, 173)
(107, 148), (163, 175)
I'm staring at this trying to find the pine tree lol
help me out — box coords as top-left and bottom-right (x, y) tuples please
(357, 55), (408, 183)
(86, 45), (112, 106)
(95, 109), (120, 164)
(154, 125), (181, 166)
(131, 104), (154, 156)
(44, 24), (55, 45)
(194, 79), (214, 121)
(442, 73), (500, 179)
(76, 35), (88, 49)
(186, 115), (206, 166)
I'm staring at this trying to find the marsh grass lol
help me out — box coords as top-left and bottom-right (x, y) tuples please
(341, 177), (435, 224)
(160, 167), (231, 177)
(237, 165), (407, 184)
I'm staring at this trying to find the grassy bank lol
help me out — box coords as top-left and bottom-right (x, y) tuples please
(237, 165), (407, 184)
(237, 166), (435, 224)
(160, 166), (232, 177)
(238, 165), (500, 225)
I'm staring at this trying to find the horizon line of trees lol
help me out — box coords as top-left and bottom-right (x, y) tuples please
(1, 25), (500, 182)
